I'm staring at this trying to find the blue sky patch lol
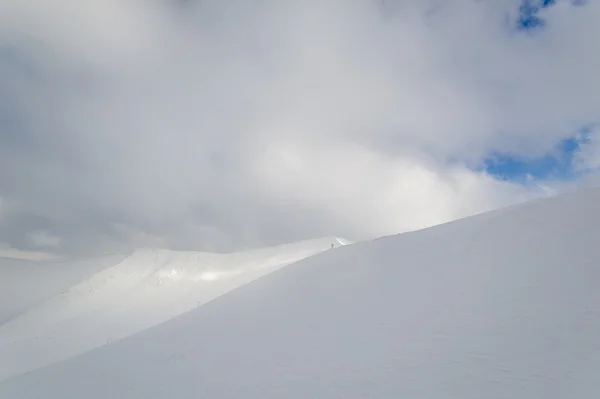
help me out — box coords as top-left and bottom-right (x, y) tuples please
(482, 128), (595, 183)
(518, 0), (556, 30)
(516, 0), (586, 31)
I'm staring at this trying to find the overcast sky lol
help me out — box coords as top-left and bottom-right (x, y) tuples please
(0, 0), (598, 258)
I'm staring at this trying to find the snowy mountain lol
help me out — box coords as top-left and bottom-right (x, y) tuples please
(1, 189), (600, 398)
(0, 236), (346, 381)
(0, 254), (126, 325)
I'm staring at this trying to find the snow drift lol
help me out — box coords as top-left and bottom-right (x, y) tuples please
(0, 236), (346, 381)
(2, 188), (600, 398)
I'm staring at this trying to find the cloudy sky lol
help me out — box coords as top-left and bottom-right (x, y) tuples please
(0, 0), (598, 258)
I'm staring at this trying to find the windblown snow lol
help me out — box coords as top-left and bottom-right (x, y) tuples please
(2, 189), (600, 398)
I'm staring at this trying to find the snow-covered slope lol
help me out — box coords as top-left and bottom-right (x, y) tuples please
(0, 254), (126, 325)
(2, 188), (600, 398)
(0, 236), (346, 381)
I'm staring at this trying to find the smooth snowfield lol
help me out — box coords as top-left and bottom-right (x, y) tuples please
(0, 254), (125, 325)
(0, 237), (346, 381)
(2, 189), (600, 398)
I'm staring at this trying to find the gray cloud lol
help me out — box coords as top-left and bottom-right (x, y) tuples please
(0, 0), (598, 257)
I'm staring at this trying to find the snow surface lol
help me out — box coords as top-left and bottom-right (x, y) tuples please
(0, 254), (125, 325)
(2, 189), (600, 398)
(0, 237), (346, 381)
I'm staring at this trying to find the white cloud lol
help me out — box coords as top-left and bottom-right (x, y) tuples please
(29, 231), (61, 248)
(252, 136), (540, 239)
(110, 223), (166, 250)
(574, 126), (600, 171)
(0, 242), (58, 261)
(0, 0), (597, 254)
